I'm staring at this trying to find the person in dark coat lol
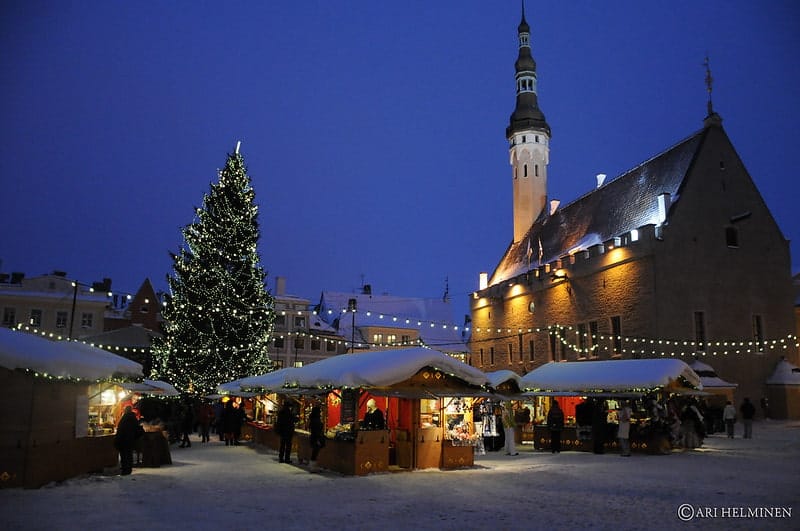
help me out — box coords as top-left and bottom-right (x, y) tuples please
(740, 397), (756, 439)
(362, 399), (385, 430)
(275, 402), (297, 463)
(179, 400), (194, 448)
(308, 405), (325, 472)
(233, 402), (247, 445)
(115, 406), (143, 475)
(547, 399), (565, 453)
(221, 401), (237, 446)
(591, 400), (607, 454)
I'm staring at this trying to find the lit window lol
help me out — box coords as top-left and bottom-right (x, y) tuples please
(630, 229), (639, 242)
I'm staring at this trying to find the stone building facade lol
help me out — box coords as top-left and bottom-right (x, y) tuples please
(470, 10), (798, 407)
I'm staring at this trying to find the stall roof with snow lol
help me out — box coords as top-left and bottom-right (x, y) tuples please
(519, 359), (701, 395)
(688, 359), (738, 389)
(766, 358), (800, 386)
(225, 347), (490, 398)
(0, 327), (143, 382)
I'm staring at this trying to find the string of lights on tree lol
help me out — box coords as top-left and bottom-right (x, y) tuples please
(150, 144), (275, 395)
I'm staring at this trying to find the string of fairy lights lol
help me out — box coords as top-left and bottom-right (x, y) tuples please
(470, 324), (799, 358)
(17, 315), (799, 359)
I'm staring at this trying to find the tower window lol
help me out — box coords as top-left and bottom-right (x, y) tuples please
(535, 164), (539, 177)
(522, 135), (526, 143)
(523, 164), (528, 178)
(535, 135), (539, 143)
(725, 227), (739, 248)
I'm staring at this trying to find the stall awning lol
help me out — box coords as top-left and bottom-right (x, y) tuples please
(519, 359), (702, 394)
(0, 327), (142, 382)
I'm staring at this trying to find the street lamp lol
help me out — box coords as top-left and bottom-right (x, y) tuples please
(348, 298), (357, 353)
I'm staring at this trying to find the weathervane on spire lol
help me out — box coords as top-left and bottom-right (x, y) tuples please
(704, 55), (714, 116)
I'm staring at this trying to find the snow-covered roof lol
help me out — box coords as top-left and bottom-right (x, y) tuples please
(485, 369), (523, 390)
(520, 359), (701, 393)
(490, 129), (705, 285)
(0, 327), (143, 382)
(688, 359), (738, 389)
(766, 359), (800, 386)
(219, 367), (305, 394)
(317, 291), (468, 353)
(121, 379), (180, 396)
(222, 348), (488, 394)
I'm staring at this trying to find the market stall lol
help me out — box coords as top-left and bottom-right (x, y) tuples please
(520, 359), (702, 454)
(118, 379), (179, 467)
(222, 347), (492, 474)
(688, 359), (737, 432)
(0, 327), (142, 488)
(765, 357), (800, 419)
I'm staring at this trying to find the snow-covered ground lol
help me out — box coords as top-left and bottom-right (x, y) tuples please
(2, 420), (798, 531)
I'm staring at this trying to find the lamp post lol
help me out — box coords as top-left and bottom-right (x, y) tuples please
(348, 298), (357, 353)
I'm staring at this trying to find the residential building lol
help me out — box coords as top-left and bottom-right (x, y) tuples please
(271, 277), (348, 369)
(316, 284), (469, 360)
(0, 271), (111, 339)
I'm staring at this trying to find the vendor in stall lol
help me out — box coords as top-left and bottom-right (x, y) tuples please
(362, 398), (385, 430)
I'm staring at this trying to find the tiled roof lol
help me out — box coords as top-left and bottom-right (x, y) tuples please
(490, 127), (707, 285)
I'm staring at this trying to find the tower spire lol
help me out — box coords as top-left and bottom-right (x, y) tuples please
(703, 54), (723, 127)
(507, 5), (551, 243)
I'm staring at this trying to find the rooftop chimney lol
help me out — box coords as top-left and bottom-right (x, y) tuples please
(596, 173), (607, 188)
(549, 200), (560, 216)
(275, 276), (286, 296)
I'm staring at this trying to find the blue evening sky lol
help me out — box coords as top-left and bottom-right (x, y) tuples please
(1, 1), (798, 323)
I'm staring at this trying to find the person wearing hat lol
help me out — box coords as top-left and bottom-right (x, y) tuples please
(362, 398), (385, 430)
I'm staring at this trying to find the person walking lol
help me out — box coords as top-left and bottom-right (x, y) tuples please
(617, 400), (632, 457)
(275, 402), (297, 463)
(115, 406), (143, 475)
(547, 399), (564, 454)
(308, 405), (325, 472)
(740, 397), (756, 439)
(722, 401), (737, 438)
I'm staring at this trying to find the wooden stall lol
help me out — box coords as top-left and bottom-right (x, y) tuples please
(520, 359), (703, 455)
(223, 347), (491, 474)
(0, 328), (143, 488)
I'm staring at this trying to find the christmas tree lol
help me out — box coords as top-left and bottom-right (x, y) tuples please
(152, 143), (274, 395)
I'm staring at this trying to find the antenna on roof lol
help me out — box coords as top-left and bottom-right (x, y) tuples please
(443, 277), (450, 303)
